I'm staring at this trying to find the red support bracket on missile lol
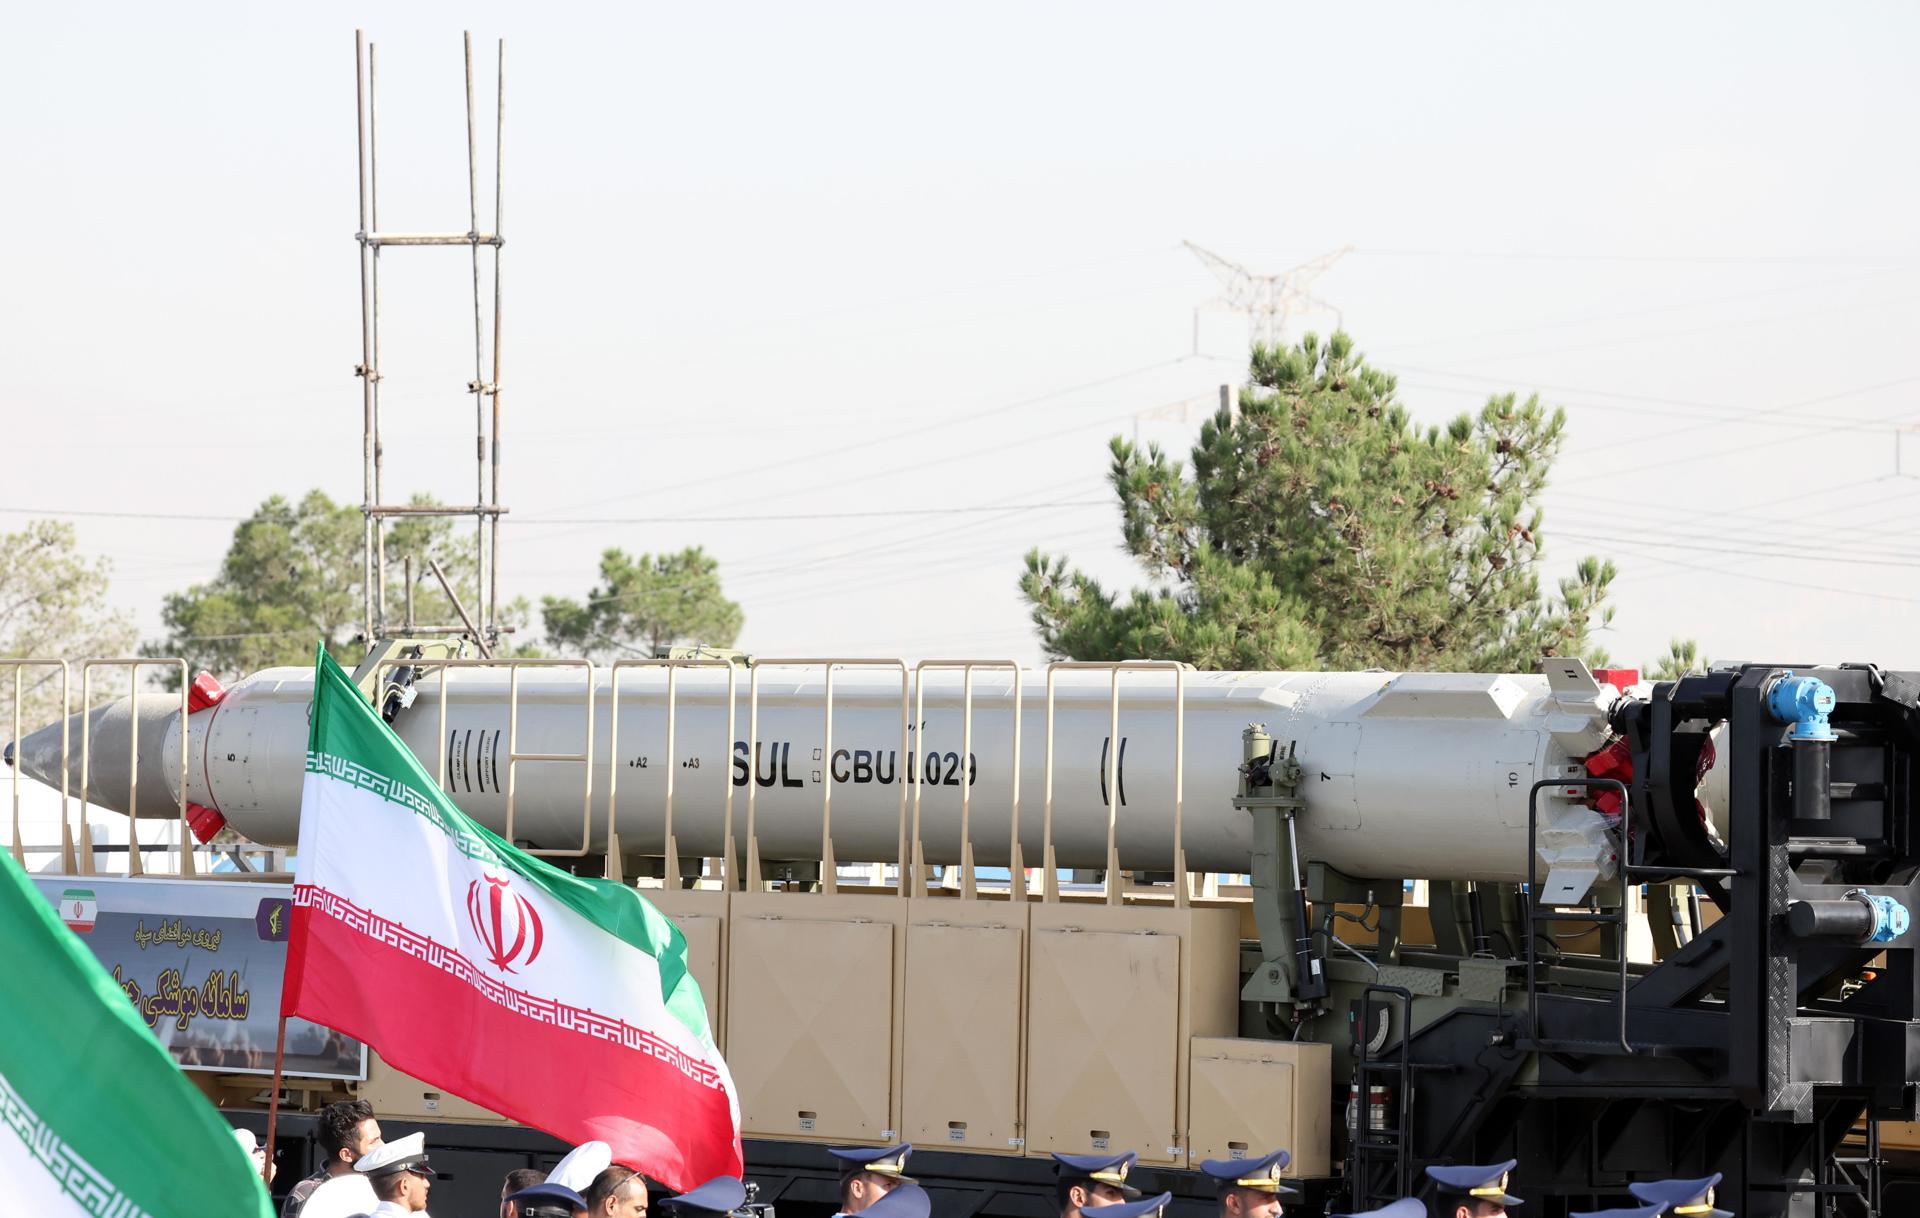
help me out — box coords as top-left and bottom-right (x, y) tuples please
(187, 671), (228, 714)
(185, 802), (227, 843)
(1593, 667), (1641, 693)
(1584, 737), (1633, 819)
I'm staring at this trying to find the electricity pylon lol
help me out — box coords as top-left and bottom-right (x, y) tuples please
(1184, 240), (1352, 353)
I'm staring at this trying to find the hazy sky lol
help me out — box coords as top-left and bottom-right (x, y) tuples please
(6, 2), (1919, 674)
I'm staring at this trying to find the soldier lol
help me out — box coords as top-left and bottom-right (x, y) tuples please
(1330, 1203), (1424, 1218)
(659, 1177), (749, 1218)
(1052, 1151), (1142, 1218)
(1424, 1161), (1524, 1218)
(1628, 1175), (1733, 1217)
(1198, 1150), (1299, 1218)
(829, 1144), (916, 1216)
(352, 1131), (435, 1216)
(508, 1182), (591, 1218)
(284, 1099), (384, 1218)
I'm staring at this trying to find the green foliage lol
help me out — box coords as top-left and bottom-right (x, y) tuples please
(0, 520), (137, 732)
(542, 547), (743, 663)
(1022, 332), (1616, 671)
(148, 490), (496, 681)
(1647, 638), (1710, 680)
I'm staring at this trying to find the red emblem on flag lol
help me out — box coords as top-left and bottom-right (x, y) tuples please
(466, 874), (545, 973)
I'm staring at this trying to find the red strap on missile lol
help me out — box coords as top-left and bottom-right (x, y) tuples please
(187, 671), (227, 714)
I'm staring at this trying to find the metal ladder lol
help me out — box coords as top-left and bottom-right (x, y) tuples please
(1349, 983), (1415, 1209)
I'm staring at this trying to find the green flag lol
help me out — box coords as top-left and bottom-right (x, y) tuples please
(0, 850), (274, 1218)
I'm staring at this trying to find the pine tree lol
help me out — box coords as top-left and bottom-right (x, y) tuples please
(1022, 332), (1615, 671)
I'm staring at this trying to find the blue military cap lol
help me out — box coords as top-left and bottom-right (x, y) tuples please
(506, 1182), (589, 1217)
(865, 1182), (931, 1218)
(1051, 1151), (1143, 1197)
(1089, 1192), (1172, 1218)
(1425, 1160), (1523, 1206)
(661, 1177), (747, 1217)
(1332, 1201), (1425, 1218)
(1570, 1207), (1663, 1218)
(1199, 1150), (1299, 1196)
(829, 1144), (916, 1183)
(1628, 1174), (1732, 1218)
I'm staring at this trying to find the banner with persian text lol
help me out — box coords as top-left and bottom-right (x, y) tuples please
(29, 873), (365, 1080)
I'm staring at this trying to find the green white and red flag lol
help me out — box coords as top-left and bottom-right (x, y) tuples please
(281, 647), (740, 1189)
(0, 849), (273, 1217)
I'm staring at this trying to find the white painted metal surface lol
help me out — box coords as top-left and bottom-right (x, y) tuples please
(77, 661), (1653, 886)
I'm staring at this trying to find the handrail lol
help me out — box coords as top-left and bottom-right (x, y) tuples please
(1524, 776), (1634, 1056)
(375, 656), (598, 858)
(79, 659), (190, 877)
(608, 658), (739, 888)
(912, 660), (1023, 901)
(1042, 660), (1189, 907)
(746, 659), (910, 894)
(4, 660), (70, 869)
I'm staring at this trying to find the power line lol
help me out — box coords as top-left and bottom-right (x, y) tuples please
(508, 500), (1109, 526)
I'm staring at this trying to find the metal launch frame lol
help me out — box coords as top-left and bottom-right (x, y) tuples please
(352, 30), (508, 653)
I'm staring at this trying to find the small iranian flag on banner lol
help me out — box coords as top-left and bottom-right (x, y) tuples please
(0, 854), (273, 1217)
(59, 887), (96, 932)
(282, 647), (742, 1190)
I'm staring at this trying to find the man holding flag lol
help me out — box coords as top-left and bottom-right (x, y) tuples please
(280, 646), (742, 1190)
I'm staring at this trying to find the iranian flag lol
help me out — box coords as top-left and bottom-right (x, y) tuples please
(0, 852), (273, 1217)
(282, 647), (741, 1190)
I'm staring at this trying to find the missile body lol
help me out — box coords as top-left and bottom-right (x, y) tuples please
(7, 661), (1663, 888)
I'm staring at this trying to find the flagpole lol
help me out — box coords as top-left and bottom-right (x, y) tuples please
(262, 1014), (288, 1190)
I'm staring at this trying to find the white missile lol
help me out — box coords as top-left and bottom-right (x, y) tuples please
(7, 659), (1694, 891)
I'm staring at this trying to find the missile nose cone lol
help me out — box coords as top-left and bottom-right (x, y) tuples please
(9, 695), (186, 817)
(2, 738), (12, 769)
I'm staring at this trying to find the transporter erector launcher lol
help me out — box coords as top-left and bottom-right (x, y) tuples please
(7, 655), (1720, 901)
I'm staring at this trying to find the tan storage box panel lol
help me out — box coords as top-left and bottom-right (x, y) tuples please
(357, 1052), (507, 1124)
(1025, 902), (1241, 1167)
(1188, 1038), (1331, 1179)
(727, 892), (908, 1143)
(646, 888), (728, 1043)
(901, 901), (1027, 1154)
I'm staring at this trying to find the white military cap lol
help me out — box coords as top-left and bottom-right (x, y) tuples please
(298, 1174), (379, 1218)
(550, 1140), (614, 1192)
(354, 1130), (433, 1178)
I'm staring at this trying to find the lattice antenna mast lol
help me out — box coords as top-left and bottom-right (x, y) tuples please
(354, 30), (508, 655)
(1184, 240), (1353, 353)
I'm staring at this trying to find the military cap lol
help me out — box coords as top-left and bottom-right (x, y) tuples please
(1336, 1198), (1428, 1214)
(1628, 1174), (1732, 1218)
(1425, 1160), (1522, 1206)
(1088, 1191), (1172, 1218)
(354, 1130), (434, 1179)
(865, 1181), (932, 1218)
(1200, 1150), (1299, 1196)
(1051, 1151), (1143, 1197)
(1570, 1207), (1663, 1218)
(1332, 1201), (1425, 1218)
(661, 1176), (748, 1217)
(296, 1174), (377, 1218)
(830, 1143), (916, 1183)
(508, 1182), (590, 1218)
(550, 1141), (614, 1192)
